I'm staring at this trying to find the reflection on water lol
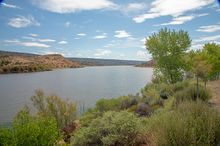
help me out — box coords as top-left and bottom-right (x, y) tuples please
(0, 66), (153, 123)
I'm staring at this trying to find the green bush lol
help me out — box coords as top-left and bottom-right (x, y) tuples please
(95, 95), (140, 112)
(31, 90), (77, 129)
(0, 108), (59, 146)
(72, 111), (143, 146)
(146, 101), (220, 146)
(174, 84), (211, 104)
(95, 98), (121, 112)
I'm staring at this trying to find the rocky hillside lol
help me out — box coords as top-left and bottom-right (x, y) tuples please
(36, 54), (80, 68)
(135, 60), (155, 67)
(0, 53), (81, 74)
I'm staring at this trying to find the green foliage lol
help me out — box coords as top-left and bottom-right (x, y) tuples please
(31, 90), (77, 129)
(0, 107), (59, 146)
(72, 111), (142, 146)
(79, 109), (102, 127)
(174, 83), (211, 104)
(0, 127), (14, 146)
(0, 59), (10, 67)
(147, 101), (220, 146)
(203, 43), (220, 80)
(0, 64), (51, 74)
(95, 95), (140, 112)
(146, 28), (191, 83)
(95, 98), (121, 112)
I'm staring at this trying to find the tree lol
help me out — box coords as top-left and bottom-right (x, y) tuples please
(190, 51), (211, 97)
(203, 43), (220, 80)
(146, 28), (191, 84)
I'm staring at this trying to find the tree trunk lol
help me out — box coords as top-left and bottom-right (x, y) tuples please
(204, 81), (207, 90)
(196, 76), (199, 99)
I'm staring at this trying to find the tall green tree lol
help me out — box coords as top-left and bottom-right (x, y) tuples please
(190, 51), (211, 97)
(146, 28), (191, 83)
(203, 43), (220, 80)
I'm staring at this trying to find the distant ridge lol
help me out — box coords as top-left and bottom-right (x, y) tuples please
(0, 50), (39, 57)
(0, 50), (147, 66)
(68, 57), (146, 66)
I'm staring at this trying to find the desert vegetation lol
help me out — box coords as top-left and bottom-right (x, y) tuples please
(0, 28), (220, 146)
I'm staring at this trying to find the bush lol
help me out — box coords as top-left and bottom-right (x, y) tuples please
(146, 101), (220, 146)
(71, 111), (143, 146)
(95, 95), (140, 112)
(174, 84), (211, 104)
(0, 108), (59, 146)
(95, 98), (121, 112)
(31, 90), (77, 129)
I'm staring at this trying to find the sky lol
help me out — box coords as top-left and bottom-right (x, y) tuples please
(0, 0), (220, 61)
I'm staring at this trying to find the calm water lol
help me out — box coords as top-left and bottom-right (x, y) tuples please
(0, 66), (153, 123)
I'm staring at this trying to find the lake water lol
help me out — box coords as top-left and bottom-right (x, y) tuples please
(0, 66), (153, 123)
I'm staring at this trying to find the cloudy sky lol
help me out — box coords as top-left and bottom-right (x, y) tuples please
(0, 0), (220, 60)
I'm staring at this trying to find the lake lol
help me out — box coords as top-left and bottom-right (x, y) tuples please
(0, 66), (153, 123)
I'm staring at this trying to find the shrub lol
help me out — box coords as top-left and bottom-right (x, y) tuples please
(141, 83), (172, 99)
(31, 90), (77, 129)
(71, 111), (143, 146)
(174, 84), (211, 104)
(95, 98), (121, 112)
(95, 95), (140, 112)
(170, 80), (189, 92)
(0, 108), (59, 146)
(147, 101), (220, 146)
(135, 103), (153, 116)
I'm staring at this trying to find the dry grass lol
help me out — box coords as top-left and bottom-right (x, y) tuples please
(208, 79), (220, 112)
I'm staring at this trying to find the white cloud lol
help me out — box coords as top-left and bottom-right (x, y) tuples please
(65, 21), (71, 27)
(8, 15), (40, 28)
(77, 33), (87, 36)
(194, 35), (220, 42)
(4, 38), (51, 48)
(22, 36), (36, 41)
(158, 13), (208, 26)
(133, 0), (214, 23)
(114, 30), (131, 38)
(29, 33), (38, 37)
(104, 43), (114, 48)
(197, 23), (220, 32)
(33, 0), (115, 13)
(119, 54), (125, 58)
(140, 38), (146, 43)
(1, 3), (21, 9)
(93, 33), (107, 39)
(58, 41), (68, 44)
(191, 43), (204, 50)
(38, 39), (56, 42)
(94, 49), (111, 56)
(4, 39), (20, 43)
(18, 42), (50, 48)
(136, 50), (148, 59)
(161, 15), (194, 25)
(104, 37), (145, 50)
(126, 3), (146, 12)
(119, 3), (147, 15)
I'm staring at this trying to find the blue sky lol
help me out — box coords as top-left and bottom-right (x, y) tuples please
(0, 0), (220, 61)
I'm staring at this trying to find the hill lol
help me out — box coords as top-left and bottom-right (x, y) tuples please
(0, 51), (80, 74)
(135, 60), (155, 67)
(68, 58), (146, 66)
